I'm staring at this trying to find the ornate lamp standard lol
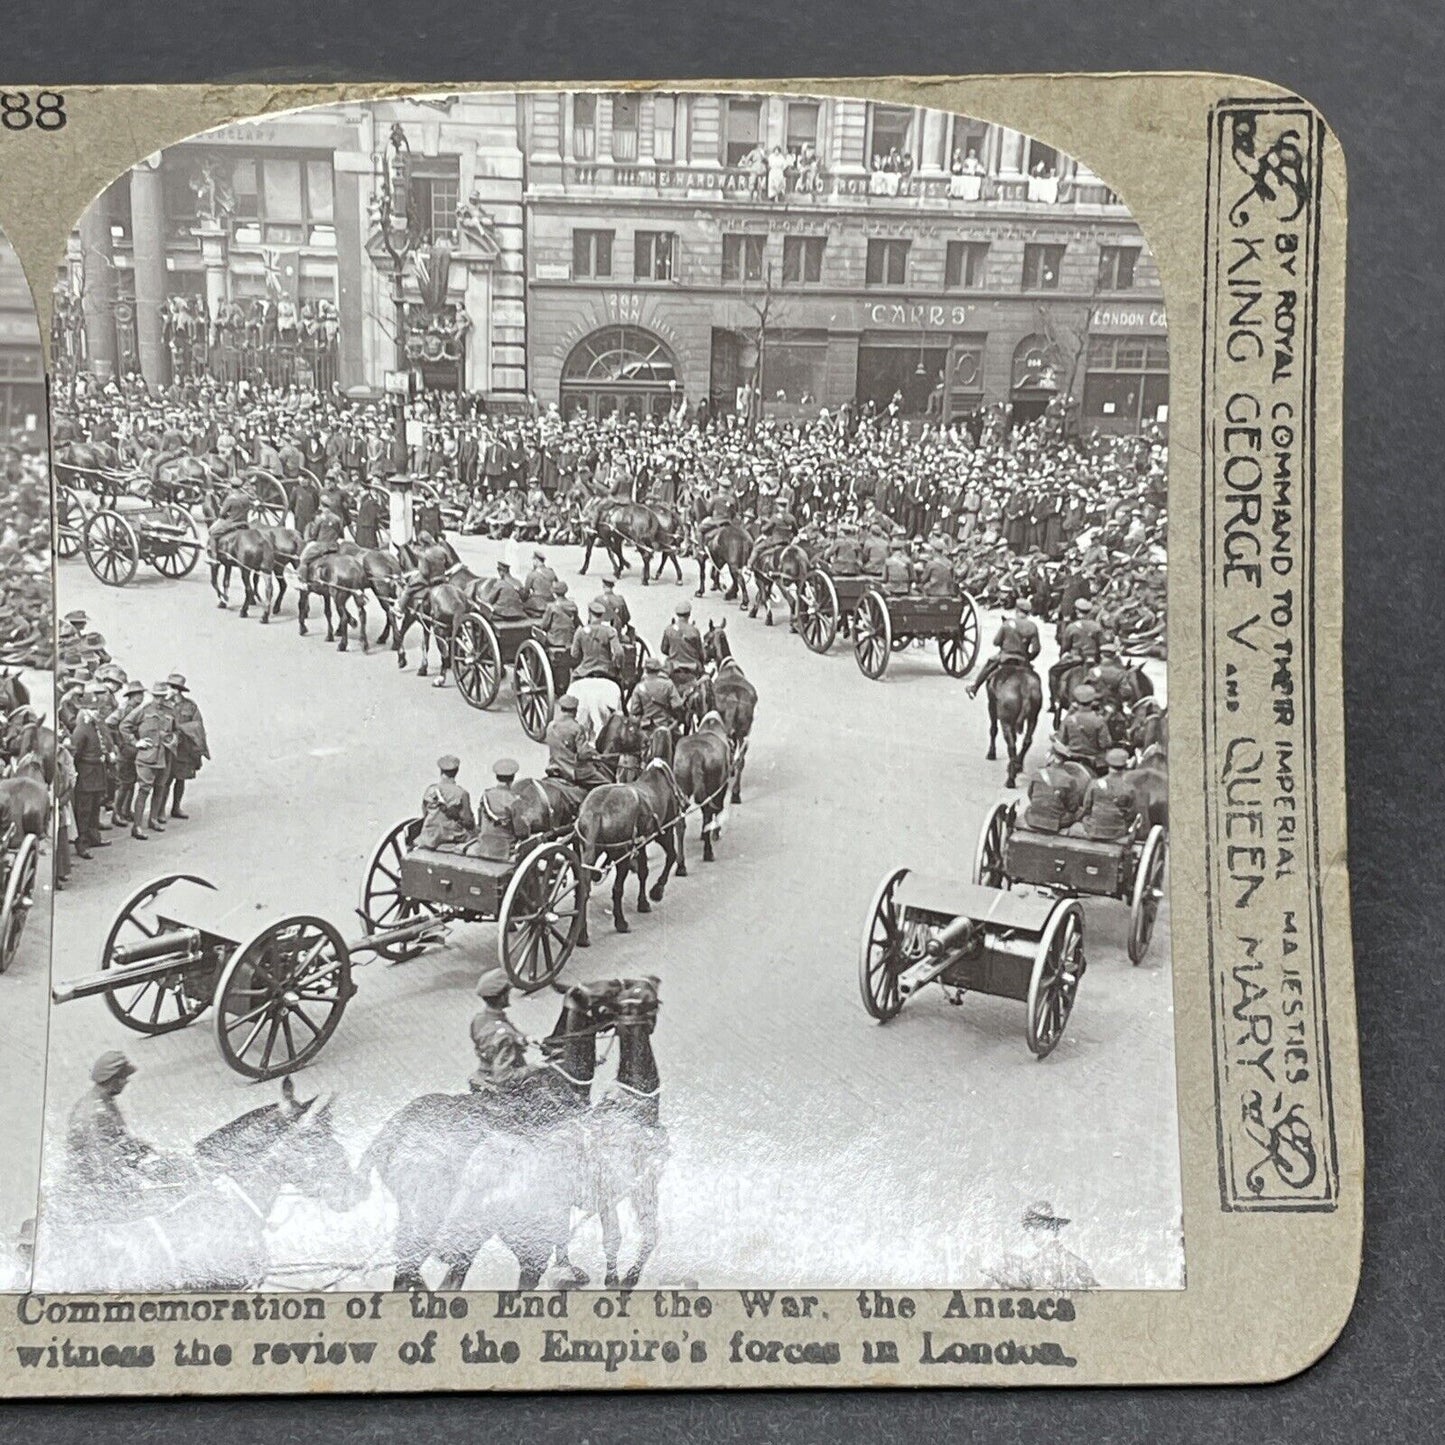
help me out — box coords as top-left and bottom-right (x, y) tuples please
(369, 122), (416, 476)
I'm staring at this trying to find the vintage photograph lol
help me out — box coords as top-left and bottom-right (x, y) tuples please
(36, 87), (1177, 1296)
(0, 217), (54, 1291)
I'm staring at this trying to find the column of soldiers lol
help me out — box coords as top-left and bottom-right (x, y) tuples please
(53, 611), (210, 888)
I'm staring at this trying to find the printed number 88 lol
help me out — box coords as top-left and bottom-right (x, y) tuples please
(0, 93), (67, 131)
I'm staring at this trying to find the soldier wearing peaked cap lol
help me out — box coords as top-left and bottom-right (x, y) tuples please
(469, 971), (536, 1095)
(417, 754), (476, 853)
(60, 1052), (156, 1217)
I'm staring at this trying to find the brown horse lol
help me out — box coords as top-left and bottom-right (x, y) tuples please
(1128, 743), (1169, 830)
(673, 713), (734, 862)
(340, 543), (404, 647)
(3, 716), (54, 787)
(986, 662), (1043, 788)
(53, 440), (122, 495)
(255, 525), (302, 614)
(209, 527), (276, 621)
(580, 501), (685, 585)
(395, 579), (476, 683)
(576, 760), (687, 935)
(703, 621), (758, 803)
(696, 521), (752, 605)
(749, 539), (811, 628)
(0, 759), (49, 841)
(297, 552), (371, 652)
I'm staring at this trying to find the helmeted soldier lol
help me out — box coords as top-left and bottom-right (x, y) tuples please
(967, 598), (1042, 697)
(468, 971), (535, 1095)
(544, 695), (612, 789)
(1055, 684), (1112, 769)
(660, 600), (705, 690)
(1080, 747), (1139, 840)
(416, 754), (476, 852)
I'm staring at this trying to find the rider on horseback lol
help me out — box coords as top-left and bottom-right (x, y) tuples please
(745, 498), (797, 576)
(468, 971), (537, 1096)
(296, 496), (346, 586)
(206, 478), (253, 559)
(967, 598), (1041, 698)
(660, 600), (705, 693)
(61, 1052), (157, 1218)
(1048, 595), (1104, 713)
(544, 695), (613, 790)
(698, 479), (738, 554)
(1084, 638), (1129, 709)
(393, 536), (452, 625)
(627, 656), (684, 754)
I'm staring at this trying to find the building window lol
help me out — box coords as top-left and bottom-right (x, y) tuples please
(944, 240), (989, 289)
(781, 235), (825, 285)
(1082, 334), (1169, 430)
(724, 97), (763, 167)
(611, 93), (640, 162)
(722, 233), (766, 284)
(868, 104), (914, 168)
(1026, 140), (1059, 177)
(865, 238), (910, 286)
(410, 159), (460, 244)
(786, 101), (820, 155)
(573, 94), (598, 160)
(653, 94), (677, 163)
(761, 329), (829, 406)
(1022, 243), (1066, 290)
(573, 228), (614, 279)
(1097, 245), (1140, 290)
(949, 118), (990, 172)
(635, 231), (676, 281)
(223, 155), (336, 246)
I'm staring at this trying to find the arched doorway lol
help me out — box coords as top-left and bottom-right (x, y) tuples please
(561, 325), (680, 421)
(1010, 333), (1067, 427)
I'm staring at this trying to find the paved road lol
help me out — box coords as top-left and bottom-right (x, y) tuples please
(40, 540), (1180, 1292)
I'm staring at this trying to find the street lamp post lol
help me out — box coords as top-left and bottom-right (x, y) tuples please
(372, 122), (415, 475)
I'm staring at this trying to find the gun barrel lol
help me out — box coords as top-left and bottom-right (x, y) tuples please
(51, 929), (203, 1006)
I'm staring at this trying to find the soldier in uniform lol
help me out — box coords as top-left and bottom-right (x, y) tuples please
(917, 541), (959, 598)
(821, 520), (864, 574)
(1080, 747), (1139, 840)
(416, 754), (476, 852)
(165, 672), (209, 821)
(108, 680), (145, 825)
(986, 1200), (1099, 1291)
(1055, 684), (1112, 771)
(468, 970), (536, 1096)
(61, 1052), (155, 1216)
(660, 600), (705, 691)
(523, 550), (558, 617)
(544, 695), (612, 789)
(567, 601), (625, 736)
(1022, 746), (1089, 834)
(859, 522), (889, 576)
(1049, 595), (1105, 713)
(206, 477), (253, 559)
(296, 495), (346, 586)
(353, 485), (385, 550)
(479, 560), (529, 621)
(536, 579), (581, 653)
(627, 655), (684, 749)
(881, 536), (915, 597)
(70, 686), (112, 857)
(464, 758), (523, 861)
(746, 498), (798, 575)
(1085, 638), (1130, 709)
(120, 680), (176, 840)
(594, 576), (632, 634)
(967, 597), (1042, 697)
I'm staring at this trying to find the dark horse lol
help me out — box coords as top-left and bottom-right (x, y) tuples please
(297, 553), (372, 652)
(673, 712), (734, 862)
(362, 981), (616, 1291)
(703, 621), (758, 803)
(986, 661), (1043, 789)
(576, 759), (687, 935)
(581, 501), (685, 586)
(748, 540), (810, 629)
(695, 521), (752, 606)
(209, 527), (276, 621)
(37, 1078), (363, 1292)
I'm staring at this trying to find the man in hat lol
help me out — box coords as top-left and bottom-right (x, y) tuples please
(468, 971), (536, 1096)
(881, 536), (915, 597)
(206, 475), (255, 560)
(480, 560), (528, 622)
(1055, 683), (1112, 770)
(119, 681), (177, 840)
(1080, 747), (1139, 841)
(522, 550), (558, 618)
(660, 600), (705, 693)
(859, 522), (889, 576)
(69, 685), (114, 856)
(464, 758), (524, 861)
(567, 603), (625, 736)
(1022, 741), (1089, 834)
(544, 695), (611, 790)
(61, 1052), (156, 1214)
(820, 519), (864, 574)
(535, 579), (581, 657)
(296, 493), (346, 586)
(1049, 596), (1105, 713)
(917, 540), (959, 599)
(1084, 638), (1130, 710)
(746, 497), (798, 576)
(627, 654), (684, 748)
(165, 673), (209, 821)
(593, 576), (631, 634)
(985, 1201), (1099, 1291)
(967, 597), (1042, 697)
(108, 679), (146, 825)
(414, 755), (476, 854)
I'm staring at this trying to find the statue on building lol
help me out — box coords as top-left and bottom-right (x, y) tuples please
(455, 189), (494, 250)
(188, 155), (236, 227)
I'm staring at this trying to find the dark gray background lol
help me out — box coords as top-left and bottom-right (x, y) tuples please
(1, 1), (1439, 1440)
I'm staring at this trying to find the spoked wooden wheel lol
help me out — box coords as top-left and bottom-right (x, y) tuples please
(858, 866), (911, 1021)
(1026, 901), (1085, 1059)
(1128, 825), (1168, 964)
(498, 841), (585, 992)
(83, 510), (140, 587)
(972, 800), (1016, 889)
(56, 487), (84, 559)
(940, 592), (982, 676)
(214, 915), (353, 1079)
(0, 833), (39, 974)
(852, 589), (892, 679)
(100, 874), (218, 1034)
(453, 612), (502, 709)
(514, 638), (557, 743)
(797, 570), (839, 653)
(359, 817), (441, 962)
(246, 470), (289, 527)
(152, 505), (204, 578)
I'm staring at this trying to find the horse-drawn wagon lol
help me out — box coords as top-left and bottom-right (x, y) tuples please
(51, 830), (587, 1081)
(78, 497), (205, 587)
(972, 799), (1168, 965)
(858, 867), (1087, 1058)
